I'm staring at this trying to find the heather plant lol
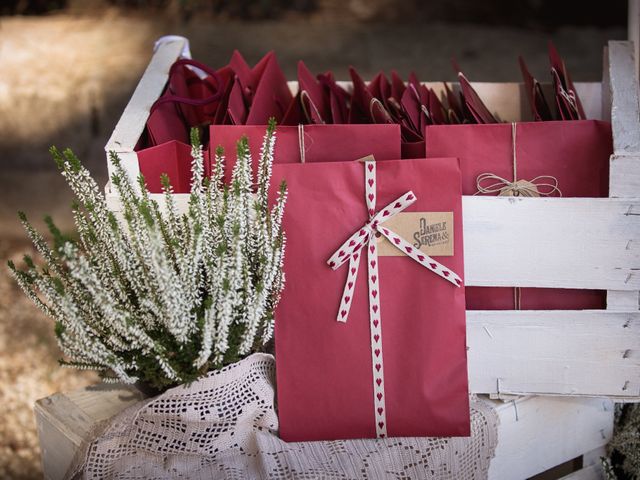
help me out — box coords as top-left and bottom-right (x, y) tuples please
(9, 121), (287, 391)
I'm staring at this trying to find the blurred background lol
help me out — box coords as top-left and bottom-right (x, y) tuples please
(0, 1), (628, 477)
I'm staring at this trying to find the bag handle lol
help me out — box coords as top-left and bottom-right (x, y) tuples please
(150, 59), (224, 114)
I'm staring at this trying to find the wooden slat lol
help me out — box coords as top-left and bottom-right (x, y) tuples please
(106, 191), (640, 292)
(610, 154), (640, 198)
(606, 38), (640, 402)
(463, 196), (640, 290)
(608, 41), (640, 198)
(34, 384), (144, 480)
(629, 0), (640, 79)
(488, 396), (612, 480)
(560, 465), (603, 480)
(607, 41), (640, 156)
(560, 446), (607, 480)
(607, 290), (640, 310)
(105, 37), (185, 153)
(467, 310), (640, 398)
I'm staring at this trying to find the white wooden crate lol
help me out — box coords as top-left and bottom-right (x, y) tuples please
(104, 36), (640, 401)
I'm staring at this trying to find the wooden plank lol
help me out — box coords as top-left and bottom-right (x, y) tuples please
(488, 396), (613, 480)
(105, 37), (186, 181)
(608, 41), (640, 198)
(462, 196), (640, 291)
(467, 310), (640, 398)
(602, 46), (612, 124)
(108, 151), (142, 195)
(574, 82), (605, 121)
(560, 465), (603, 480)
(607, 41), (640, 155)
(607, 290), (639, 310)
(610, 154), (640, 198)
(629, 0), (640, 80)
(34, 384), (143, 480)
(105, 190), (640, 292)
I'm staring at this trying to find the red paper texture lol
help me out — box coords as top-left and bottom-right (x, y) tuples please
(210, 124), (401, 182)
(271, 158), (470, 442)
(424, 120), (612, 310)
(137, 140), (207, 194)
(229, 51), (292, 124)
(145, 94), (189, 147)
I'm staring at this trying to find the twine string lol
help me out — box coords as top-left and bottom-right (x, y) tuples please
(474, 122), (562, 197)
(297, 124), (306, 164)
(300, 90), (326, 125)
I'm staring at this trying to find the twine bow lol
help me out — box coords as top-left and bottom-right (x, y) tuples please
(475, 123), (562, 198)
(327, 159), (461, 438)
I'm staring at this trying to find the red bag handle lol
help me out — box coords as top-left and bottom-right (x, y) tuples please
(150, 59), (224, 113)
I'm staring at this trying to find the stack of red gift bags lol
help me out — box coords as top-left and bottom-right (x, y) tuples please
(424, 44), (612, 311)
(135, 43), (612, 441)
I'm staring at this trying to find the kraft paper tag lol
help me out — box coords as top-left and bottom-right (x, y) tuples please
(377, 212), (454, 257)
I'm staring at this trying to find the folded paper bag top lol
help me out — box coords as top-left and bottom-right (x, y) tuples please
(270, 157), (469, 442)
(228, 50), (293, 125)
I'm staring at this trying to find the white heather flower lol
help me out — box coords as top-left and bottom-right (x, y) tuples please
(10, 122), (286, 390)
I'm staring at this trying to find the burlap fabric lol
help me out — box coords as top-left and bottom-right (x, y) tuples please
(74, 354), (498, 479)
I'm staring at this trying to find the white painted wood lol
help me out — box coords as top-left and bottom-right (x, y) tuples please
(560, 465), (603, 480)
(608, 41), (640, 197)
(575, 82), (605, 121)
(34, 384), (144, 480)
(487, 396), (613, 480)
(104, 182), (190, 213)
(106, 188), (640, 293)
(607, 41), (640, 156)
(467, 310), (640, 399)
(564, 446), (608, 480)
(110, 151), (142, 191)
(610, 154), (640, 198)
(106, 37), (185, 153)
(602, 46), (612, 124)
(606, 38), (640, 404)
(462, 196), (640, 290)
(105, 37), (186, 180)
(629, 0), (640, 79)
(582, 446), (607, 466)
(607, 290), (640, 310)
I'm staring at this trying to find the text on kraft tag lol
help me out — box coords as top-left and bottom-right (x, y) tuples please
(377, 212), (454, 257)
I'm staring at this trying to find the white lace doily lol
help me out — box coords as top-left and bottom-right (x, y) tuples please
(75, 353), (498, 479)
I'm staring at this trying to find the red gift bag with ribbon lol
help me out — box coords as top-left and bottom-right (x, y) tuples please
(210, 124), (401, 183)
(271, 157), (469, 441)
(425, 120), (612, 310)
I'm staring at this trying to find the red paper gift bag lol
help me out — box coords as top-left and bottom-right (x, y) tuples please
(137, 140), (208, 193)
(210, 124), (401, 182)
(425, 120), (612, 310)
(271, 157), (469, 442)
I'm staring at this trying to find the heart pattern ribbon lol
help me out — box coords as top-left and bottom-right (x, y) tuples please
(327, 159), (461, 438)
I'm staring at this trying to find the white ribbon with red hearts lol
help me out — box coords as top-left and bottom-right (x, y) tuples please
(327, 160), (462, 439)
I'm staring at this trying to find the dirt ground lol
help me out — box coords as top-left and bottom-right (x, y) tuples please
(0, 7), (625, 478)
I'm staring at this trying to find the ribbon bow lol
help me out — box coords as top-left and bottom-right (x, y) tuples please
(326, 159), (461, 438)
